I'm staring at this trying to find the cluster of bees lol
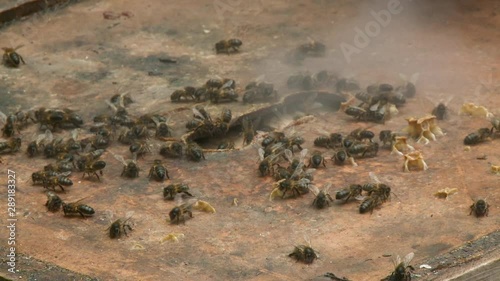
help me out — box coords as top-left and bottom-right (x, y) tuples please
(171, 77), (278, 104)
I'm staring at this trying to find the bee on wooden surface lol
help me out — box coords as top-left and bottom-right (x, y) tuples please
(395, 73), (418, 98)
(310, 184), (334, 209)
(349, 128), (375, 142)
(129, 140), (151, 158)
(294, 39), (326, 60)
(360, 173), (392, 214)
(108, 217), (133, 239)
(432, 102), (447, 120)
(43, 175), (73, 192)
(348, 141), (379, 158)
(169, 195), (197, 224)
(170, 86), (196, 102)
(215, 39), (242, 54)
(45, 191), (63, 212)
(82, 160), (106, 181)
(185, 142), (205, 161)
(163, 183), (193, 200)
(149, 159), (169, 182)
(382, 252), (415, 281)
(314, 136), (331, 148)
(379, 130), (396, 148)
(271, 168), (311, 199)
(110, 92), (133, 107)
(243, 81), (278, 103)
(258, 146), (284, 177)
(219, 108), (232, 123)
(242, 117), (255, 146)
(463, 128), (492, 145)
(209, 87), (239, 103)
(75, 147), (105, 171)
(308, 150), (326, 168)
(0, 111), (17, 138)
(32, 170), (65, 186)
(114, 154), (139, 178)
(27, 130), (52, 157)
(284, 136), (305, 153)
(469, 198), (489, 217)
(44, 161), (73, 173)
(0, 137), (21, 154)
(160, 141), (184, 158)
(117, 128), (137, 145)
(150, 116), (171, 138)
(289, 237), (318, 264)
(2, 45), (25, 67)
(62, 197), (95, 217)
(335, 184), (363, 203)
(331, 149), (354, 166)
(359, 196), (382, 214)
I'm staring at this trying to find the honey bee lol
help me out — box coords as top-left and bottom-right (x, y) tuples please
(396, 73), (418, 98)
(379, 130), (396, 148)
(335, 184), (363, 203)
(360, 173), (392, 214)
(117, 128), (137, 145)
(294, 40), (326, 60)
(114, 154), (139, 178)
(43, 175), (73, 192)
(32, 170), (65, 186)
(27, 130), (52, 157)
(149, 159), (169, 181)
(470, 198), (489, 217)
(349, 128), (375, 142)
(44, 161), (73, 173)
(242, 117), (255, 146)
(289, 237), (318, 264)
(163, 183), (193, 200)
(308, 150), (326, 168)
(151, 116), (171, 138)
(215, 39), (242, 54)
(185, 142), (205, 161)
(284, 136), (305, 153)
(2, 45), (25, 67)
(258, 145), (284, 177)
(108, 217), (133, 239)
(310, 184), (334, 209)
(270, 165), (311, 199)
(243, 81), (278, 103)
(62, 197), (95, 217)
(463, 128), (492, 145)
(382, 252), (415, 281)
(110, 92), (133, 107)
(0, 137), (21, 154)
(129, 140), (151, 158)
(314, 136), (332, 148)
(348, 141), (379, 158)
(45, 191), (63, 212)
(75, 147), (105, 171)
(219, 108), (232, 123)
(432, 102), (447, 120)
(0, 111), (17, 138)
(490, 116), (499, 134)
(169, 195), (197, 224)
(82, 160), (106, 181)
(208, 87), (239, 103)
(170, 86), (196, 102)
(160, 141), (183, 158)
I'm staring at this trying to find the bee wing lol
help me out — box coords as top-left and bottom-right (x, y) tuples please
(316, 128), (330, 137)
(393, 255), (402, 268)
(254, 74), (266, 83)
(124, 211), (135, 221)
(369, 101), (380, 111)
(103, 209), (114, 222)
(299, 148), (309, 162)
(323, 183), (332, 194)
(71, 129), (79, 141)
(290, 161), (305, 179)
(105, 100), (118, 112)
(151, 115), (161, 126)
(174, 193), (198, 207)
(59, 171), (72, 177)
(112, 153), (127, 165)
(0, 110), (7, 123)
(284, 149), (293, 163)
(308, 184), (319, 196)
(37, 130), (50, 144)
(403, 252), (415, 267)
(258, 147), (265, 161)
(303, 234), (312, 248)
(192, 107), (206, 120)
(369, 172), (381, 184)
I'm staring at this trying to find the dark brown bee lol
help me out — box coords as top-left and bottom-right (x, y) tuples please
(45, 191), (63, 212)
(295, 40), (326, 60)
(110, 93), (133, 107)
(242, 117), (255, 146)
(359, 196), (381, 214)
(208, 87), (239, 103)
(383, 252), (415, 281)
(219, 108), (232, 123)
(0, 111), (18, 138)
(0, 137), (21, 154)
(149, 159), (169, 181)
(82, 160), (106, 181)
(185, 142), (205, 161)
(432, 102), (447, 120)
(284, 136), (305, 153)
(43, 175), (73, 192)
(152, 117), (172, 138)
(314, 136), (331, 148)
(217, 141), (234, 149)
(335, 184), (363, 202)
(2, 45), (25, 67)
(44, 161), (73, 173)
(205, 78), (223, 89)
(185, 118), (204, 131)
(308, 150), (326, 168)
(32, 170), (62, 185)
(463, 128), (492, 145)
(163, 184), (193, 200)
(160, 141), (183, 158)
(289, 244), (318, 264)
(243, 81), (277, 103)
(129, 140), (151, 158)
(273, 164), (292, 181)
(379, 130), (395, 148)
(215, 39), (242, 54)
(62, 198), (95, 217)
(345, 106), (367, 120)
(395, 80), (416, 98)
(262, 135), (276, 148)
(27, 130), (52, 157)
(75, 148), (105, 171)
(114, 154), (139, 178)
(170, 86), (196, 102)
(470, 199), (489, 217)
(169, 202), (194, 224)
(349, 128), (375, 142)
(348, 141), (379, 158)
(329, 133), (344, 148)
(108, 217), (133, 239)
(310, 184), (334, 209)
(258, 146), (283, 177)
(331, 149), (351, 165)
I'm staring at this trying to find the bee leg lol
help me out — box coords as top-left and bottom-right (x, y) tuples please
(187, 210), (193, 218)
(165, 171), (170, 179)
(322, 159), (326, 167)
(78, 211), (86, 218)
(94, 172), (101, 181)
(58, 185), (66, 192)
(296, 144), (303, 150)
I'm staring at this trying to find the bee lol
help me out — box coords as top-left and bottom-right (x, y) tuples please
(345, 106), (368, 120)
(117, 128), (137, 145)
(185, 118), (204, 131)
(335, 184), (363, 202)
(258, 146), (284, 177)
(149, 159), (169, 181)
(2, 45), (25, 67)
(0, 137), (21, 154)
(284, 136), (305, 153)
(271, 159), (311, 199)
(75, 147), (105, 171)
(395, 73), (418, 98)
(108, 217), (133, 239)
(242, 117), (255, 146)
(209, 87), (239, 103)
(44, 161), (73, 173)
(114, 154), (139, 178)
(379, 130), (395, 148)
(217, 141), (234, 149)
(310, 184), (334, 209)
(160, 141), (183, 158)
(43, 175), (73, 192)
(349, 128), (375, 142)
(463, 128), (492, 145)
(348, 141), (379, 158)
(45, 191), (63, 212)
(308, 150), (326, 168)
(383, 252), (415, 281)
(296, 40), (326, 58)
(243, 81), (278, 103)
(169, 195), (197, 224)
(219, 108), (232, 123)
(163, 183), (193, 200)
(360, 173), (392, 214)
(82, 160), (106, 181)
(0, 111), (17, 138)
(110, 92), (133, 107)
(129, 140), (151, 157)
(470, 198), (489, 217)
(215, 39), (242, 54)
(151, 116), (171, 138)
(185, 142), (205, 161)
(170, 86), (196, 102)
(27, 130), (52, 157)
(432, 102), (447, 120)
(336, 78), (360, 93)
(32, 170), (64, 185)
(289, 237), (318, 264)
(62, 197), (95, 217)
(314, 136), (331, 148)
(359, 196), (382, 214)
(490, 116), (499, 133)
